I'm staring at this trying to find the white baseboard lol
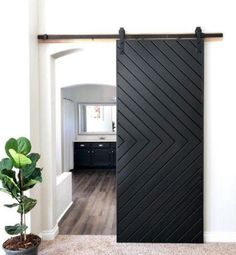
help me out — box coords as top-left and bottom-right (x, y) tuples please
(204, 231), (236, 242)
(40, 224), (59, 241)
(39, 202), (73, 241)
(57, 201), (73, 224)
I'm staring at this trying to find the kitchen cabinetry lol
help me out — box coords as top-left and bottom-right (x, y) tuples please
(74, 142), (116, 169)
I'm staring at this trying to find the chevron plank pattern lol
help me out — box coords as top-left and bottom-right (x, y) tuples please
(117, 39), (203, 243)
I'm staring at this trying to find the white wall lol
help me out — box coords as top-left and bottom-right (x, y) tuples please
(56, 172), (72, 221)
(62, 85), (116, 103)
(55, 45), (116, 87)
(62, 99), (76, 173)
(0, 0), (39, 252)
(28, 0), (42, 239)
(38, 0), (236, 241)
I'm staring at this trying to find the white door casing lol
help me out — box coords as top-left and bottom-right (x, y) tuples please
(62, 98), (75, 172)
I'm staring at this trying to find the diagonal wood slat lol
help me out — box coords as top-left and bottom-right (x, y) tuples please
(117, 39), (203, 243)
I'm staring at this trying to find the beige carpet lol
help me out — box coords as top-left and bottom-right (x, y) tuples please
(39, 235), (236, 255)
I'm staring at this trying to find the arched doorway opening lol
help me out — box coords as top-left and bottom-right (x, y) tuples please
(36, 41), (116, 239)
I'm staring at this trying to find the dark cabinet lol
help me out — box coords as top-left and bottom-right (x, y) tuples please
(74, 143), (91, 169)
(75, 149), (91, 168)
(74, 142), (116, 169)
(110, 143), (116, 168)
(91, 149), (110, 167)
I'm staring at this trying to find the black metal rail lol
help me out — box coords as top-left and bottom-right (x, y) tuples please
(38, 33), (223, 40)
(38, 27), (223, 41)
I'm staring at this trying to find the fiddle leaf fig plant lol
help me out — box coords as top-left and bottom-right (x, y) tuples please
(0, 137), (42, 241)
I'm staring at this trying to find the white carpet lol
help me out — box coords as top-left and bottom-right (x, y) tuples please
(39, 235), (236, 255)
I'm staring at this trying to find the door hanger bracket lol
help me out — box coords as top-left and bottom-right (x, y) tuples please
(119, 27), (125, 54)
(195, 27), (203, 53)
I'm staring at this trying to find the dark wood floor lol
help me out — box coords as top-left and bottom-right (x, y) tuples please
(59, 169), (116, 235)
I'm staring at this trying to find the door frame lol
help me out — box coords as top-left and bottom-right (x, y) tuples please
(36, 41), (117, 239)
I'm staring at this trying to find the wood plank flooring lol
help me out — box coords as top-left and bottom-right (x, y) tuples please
(59, 169), (116, 235)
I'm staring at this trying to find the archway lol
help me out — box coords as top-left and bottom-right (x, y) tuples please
(36, 41), (116, 239)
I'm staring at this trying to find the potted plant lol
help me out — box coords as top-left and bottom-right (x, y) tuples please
(0, 137), (42, 255)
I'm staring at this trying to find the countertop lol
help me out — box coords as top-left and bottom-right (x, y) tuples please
(74, 140), (116, 143)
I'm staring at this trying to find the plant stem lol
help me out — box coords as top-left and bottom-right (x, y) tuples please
(23, 202), (26, 241)
(18, 169), (26, 241)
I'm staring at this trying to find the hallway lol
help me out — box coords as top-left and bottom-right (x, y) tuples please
(59, 169), (116, 235)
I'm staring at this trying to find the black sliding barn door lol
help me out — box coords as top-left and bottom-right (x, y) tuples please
(117, 39), (203, 243)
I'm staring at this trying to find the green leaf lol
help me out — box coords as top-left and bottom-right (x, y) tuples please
(21, 153), (40, 179)
(22, 180), (39, 190)
(5, 224), (27, 235)
(8, 149), (32, 168)
(0, 169), (16, 181)
(0, 169), (20, 198)
(4, 203), (19, 208)
(16, 137), (31, 155)
(5, 137), (32, 159)
(28, 153), (40, 164)
(17, 196), (37, 214)
(1, 169), (16, 181)
(22, 168), (42, 191)
(0, 177), (19, 198)
(5, 138), (18, 159)
(21, 164), (36, 179)
(0, 158), (13, 171)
